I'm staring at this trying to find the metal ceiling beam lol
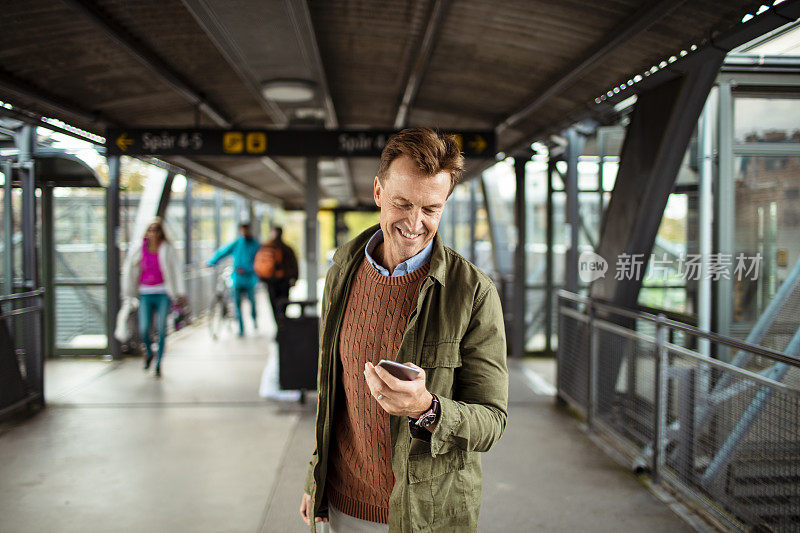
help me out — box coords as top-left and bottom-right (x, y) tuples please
(497, 0), (686, 135)
(285, 0), (357, 205)
(179, 1), (310, 201)
(0, 96), (279, 204)
(0, 85), (276, 204)
(61, 0), (232, 127)
(285, 0), (336, 130)
(260, 156), (304, 193)
(394, 0), (450, 129)
(503, 0), (800, 154)
(0, 70), (111, 128)
(179, 0), (288, 125)
(170, 156), (283, 205)
(0, 105), (105, 146)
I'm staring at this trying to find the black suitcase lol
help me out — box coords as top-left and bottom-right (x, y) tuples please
(276, 300), (319, 396)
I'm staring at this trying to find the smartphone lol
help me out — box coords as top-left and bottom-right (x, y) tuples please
(377, 359), (420, 381)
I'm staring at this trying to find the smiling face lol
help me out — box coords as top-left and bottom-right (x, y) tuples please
(373, 155), (451, 273)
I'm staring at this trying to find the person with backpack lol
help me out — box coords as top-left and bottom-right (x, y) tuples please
(207, 222), (261, 337)
(254, 226), (298, 321)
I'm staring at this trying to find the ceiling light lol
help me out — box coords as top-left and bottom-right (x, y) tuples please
(613, 95), (638, 113)
(261, 79), (316, 103)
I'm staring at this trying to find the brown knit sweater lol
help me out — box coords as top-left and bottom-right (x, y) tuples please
(325, 257), (429, 523)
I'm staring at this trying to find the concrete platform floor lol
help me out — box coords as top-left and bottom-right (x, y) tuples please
(0, 303), (693, 532)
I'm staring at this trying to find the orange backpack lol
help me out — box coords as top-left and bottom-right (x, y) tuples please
(254, 243), (284, 280)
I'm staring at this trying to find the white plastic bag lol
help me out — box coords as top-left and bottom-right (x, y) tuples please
(114, 298), (138, 342)
(259, 338), (301, 401)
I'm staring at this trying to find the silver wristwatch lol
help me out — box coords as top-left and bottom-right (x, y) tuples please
(414, 395), (440, 429)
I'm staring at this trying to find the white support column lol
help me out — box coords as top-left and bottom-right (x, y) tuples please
(716, 81), (734, 360)
(698, 98), (714, 358)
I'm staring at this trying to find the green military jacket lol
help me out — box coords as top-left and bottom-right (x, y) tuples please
(304, 225), (509, 533)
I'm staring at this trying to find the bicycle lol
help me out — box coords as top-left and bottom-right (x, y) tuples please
(208, 266), (235, 340)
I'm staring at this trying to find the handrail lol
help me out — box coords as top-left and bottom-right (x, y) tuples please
(636, 303), (697, 326)
(558, 290), (800, 369)
(0, 289), (45, 303)
(0, 305), (44, 319)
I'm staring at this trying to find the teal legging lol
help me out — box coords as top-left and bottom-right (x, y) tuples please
(232, 285), (257, 335)
(139, 292), (170, 366)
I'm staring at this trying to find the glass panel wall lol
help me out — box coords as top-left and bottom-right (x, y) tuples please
(481, 160), (515, 280)
(732, 154), (800, 350)
(0, 169), (9, 296)
(734, 95), (800, 144)
(639, 193), (690, 313)
(438, 180), (491, 272)
(191, 182), (218, 265)
(531, 154), (613, 351)
(464, 148), (619, 353)
(118, 156), (159, 257)
(343, 211), (380, 243)
(164, 174), (187, 261)
(11, 187), (22, 285)
(255, 202), (277, 242)
(730, 89), (800, 354)
(524, 159), (549, 352)
(220, 190), (241, 245)
(52, 188), (107, 349)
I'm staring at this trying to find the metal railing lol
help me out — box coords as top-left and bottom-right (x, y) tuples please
(557, 291), (800, 532)
(183, 265), (217, 319)
(0, 290), (45, 419)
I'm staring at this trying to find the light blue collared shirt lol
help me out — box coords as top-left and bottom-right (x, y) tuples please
(364, 229), (433, 277)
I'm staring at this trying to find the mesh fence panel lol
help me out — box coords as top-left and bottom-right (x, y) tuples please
(556, 294), (800, 532)
(595, 326), (657, 449)
(735, 278), (800, 391)
(665, 349), (800, 532)
(184, 268), (216, 317)
(557, 309), (588, 413)
(1, 293), (44, 412)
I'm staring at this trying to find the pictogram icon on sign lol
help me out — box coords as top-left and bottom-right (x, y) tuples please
(246, 132), (267, 154)
(223, 132), (244, 153)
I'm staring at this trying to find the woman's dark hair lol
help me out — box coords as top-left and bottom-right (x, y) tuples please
(144, 218), (168, 246)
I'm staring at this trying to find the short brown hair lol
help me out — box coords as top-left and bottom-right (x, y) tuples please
(377, 127), (465, 193)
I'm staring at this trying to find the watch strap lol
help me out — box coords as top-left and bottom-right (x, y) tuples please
(413, 395), (439, 428)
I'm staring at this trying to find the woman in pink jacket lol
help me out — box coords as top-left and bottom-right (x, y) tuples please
(122, 219), (185, 376)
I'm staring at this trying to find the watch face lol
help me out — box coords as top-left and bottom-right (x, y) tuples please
(418, 411), (437, 428)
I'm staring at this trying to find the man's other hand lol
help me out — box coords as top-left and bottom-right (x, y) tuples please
(364, 362), (433, 418)
(299, 493), (327, 526)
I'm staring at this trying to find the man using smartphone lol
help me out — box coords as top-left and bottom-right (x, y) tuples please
(300, 128), (508, 532)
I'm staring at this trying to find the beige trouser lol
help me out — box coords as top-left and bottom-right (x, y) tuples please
(326, 502), (389, 533)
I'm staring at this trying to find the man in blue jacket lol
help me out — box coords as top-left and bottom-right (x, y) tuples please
(207, 222), (261, 336)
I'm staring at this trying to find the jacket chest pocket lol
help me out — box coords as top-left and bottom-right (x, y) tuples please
(420, 341), (461, 398)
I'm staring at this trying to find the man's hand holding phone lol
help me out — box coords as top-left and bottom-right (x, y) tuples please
(364, 360), (433, 419)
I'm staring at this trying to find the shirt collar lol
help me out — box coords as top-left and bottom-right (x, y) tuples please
(364, 229), (434, 277)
